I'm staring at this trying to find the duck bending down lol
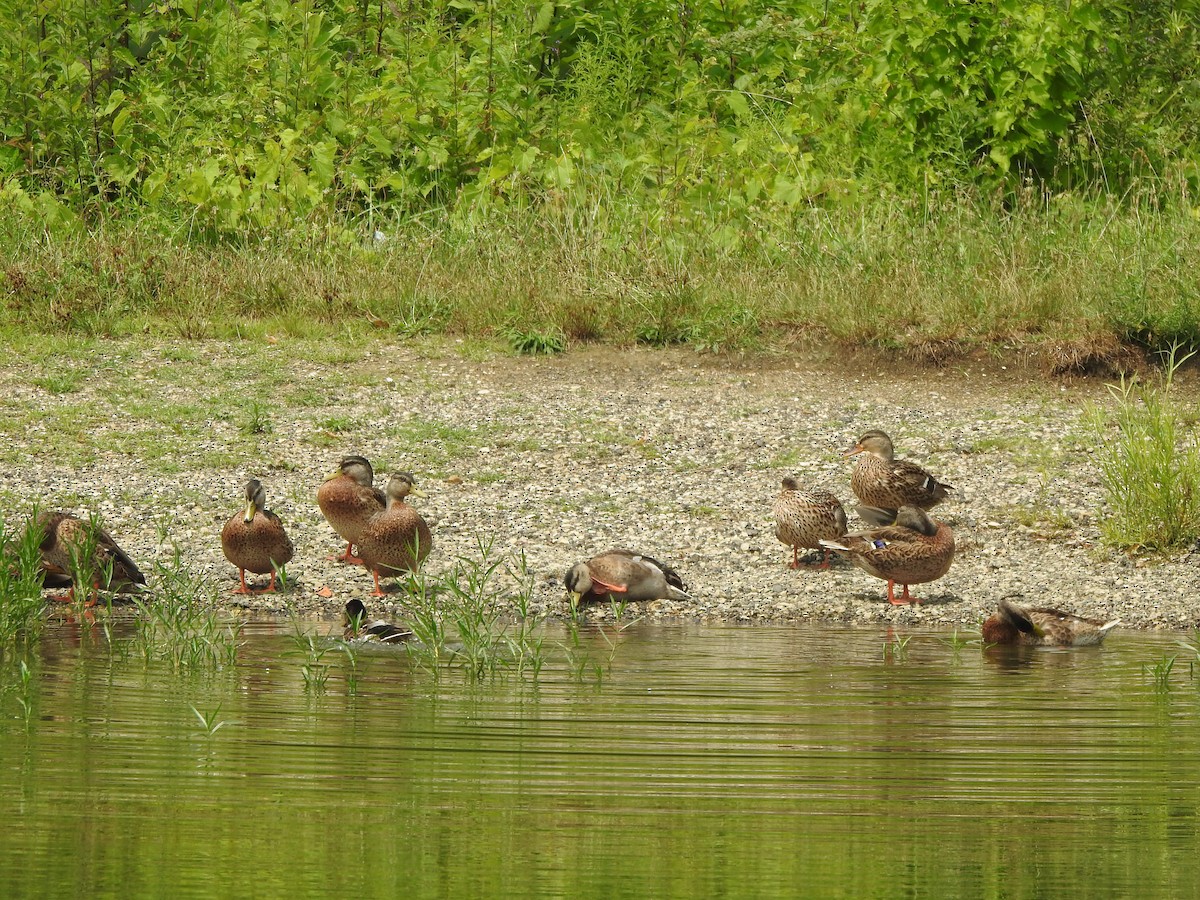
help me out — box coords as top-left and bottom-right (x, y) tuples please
(773, 477), (847, 570)
(982, 597), (1119, 647)
(844, 430), (954, 513)
(342, 598), (413, 643)
(356, 473), (432, 597)
(317, 455), (386, 564)
(563, 550), (691, 606)
(819, 505), (954, 605)
(32, 510), (146, 603)
(220, 478), (294, 594)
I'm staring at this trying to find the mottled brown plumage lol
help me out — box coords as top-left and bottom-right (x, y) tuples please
(563, 550), (690, 606)
(220, 478), (294, 594)
(982, 597), (1119, 647)
(342, 598), (413, 644)
(357, 473), (432, 596)
(33, 510), (145, 601)
(317, 455), (386, 564)
(773, 477), (847, 569)
(845, 430), (953, 512)
(819, 505), (954, 605)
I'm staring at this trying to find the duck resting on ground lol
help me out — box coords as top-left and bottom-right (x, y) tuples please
(31, 510), (146, 604)
(220, 478), (294, 594)
(342, 598), (413, 643)
(773, 477), (847, 570)
(563, 550), (691, 607)
(982, 597), (1120, 647)
(317, 455), (386, 565)
(844, 430), (954, 514)
(356, 472), (432, 597)
(819, 505), (954, 605)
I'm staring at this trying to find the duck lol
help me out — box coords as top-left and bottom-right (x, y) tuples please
(342, 598), (413, 643)
(31, 510), (146, 603)
(317, 455), (386, 564)
(220, 478), (294, 594)
(982, 597), (1120, 647)
(773, 477), (847, 569)
(819, 505), (954, 605)
(563, 550), (691, 607)
(844, 430), (954, 513)
(356, 473), (432, 596)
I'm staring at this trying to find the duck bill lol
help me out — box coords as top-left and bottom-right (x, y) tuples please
(243, 498), (257, 523)
(410, 488), (427, 498)
(569, 591), (581, 608)
(841, 444), (865, 458)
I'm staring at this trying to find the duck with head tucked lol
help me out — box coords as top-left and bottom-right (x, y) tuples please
(342, 598), (413, 644)
(982, 597), (1120, 647)
(220, 478), (294, 594)
(563, 550), (691, 607)
(32, 510), (146, 603)
(844, 430), (954, 514)
(819, 505), (954, 605)
(317, 455), (386, 564)
(773, 477), (847, 570)
(356, 472), (432, 596)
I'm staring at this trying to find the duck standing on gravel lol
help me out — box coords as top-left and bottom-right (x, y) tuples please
(773, 477), (848, 570)
(32, 510), (146, 603)
(356, 472), (432, 596)
(819, 505), (954, 605)
(317, 455), (386, 564)
(564, 550), (691, 607)
(844, 430), (954, 513)
(982, 597), (1120, 646)
(342, 598), (413, 643)
(220, 478), (294, 594)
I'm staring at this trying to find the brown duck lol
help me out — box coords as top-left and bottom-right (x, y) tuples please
(773, 478), (847, 570)
(982, 597), (1120, 647)
(317, 455), (386, 564)
(819, 505), (954, 605)
(342, 598), (413, 643)
(356, 473), (432, 596)
(844, 430), (954, 512)
(563, 550), (691, 606)
(220, 478), (294, 594)
(32, 510), (146, 602)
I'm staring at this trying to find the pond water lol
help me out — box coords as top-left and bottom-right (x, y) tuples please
(2, 619), (1199, 897)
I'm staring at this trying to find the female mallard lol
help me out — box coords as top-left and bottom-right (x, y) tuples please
(982, 597), (1120, 647)
(33, 510), (146, 602)
(342, 598), (413, 643)
(356, 473), (432, 596)
(844, 430), (954, 512)
(819, 505), (954, 605)
(220, 478), (294, 594)
(773, 477), (847, 570)
(317, 455), (386, 564)
(564, 550), (691, 607)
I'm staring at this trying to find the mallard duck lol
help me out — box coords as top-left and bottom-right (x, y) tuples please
(773, 477), (847, 570)
(564, 550), (691, 606)
(356, 473), (432, 596)
(342, 598), (413, 643)
(220, 478), (294, 594)
(982, 597), (1120, 647)
(317, 455), (386, 564)
(844, 430), (954, 512)
(819, 505), (954, 605)
(32, 510), (146, 603)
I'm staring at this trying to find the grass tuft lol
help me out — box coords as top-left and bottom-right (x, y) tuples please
(1091, 347), (1200, 552)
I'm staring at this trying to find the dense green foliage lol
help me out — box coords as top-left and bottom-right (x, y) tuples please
(0, 0), (1197, 232)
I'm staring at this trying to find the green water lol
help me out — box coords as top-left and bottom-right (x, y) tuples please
(2, 620), (1199, 898)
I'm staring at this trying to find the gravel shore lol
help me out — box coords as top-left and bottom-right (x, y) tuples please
(3, 339), (1196, 632)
